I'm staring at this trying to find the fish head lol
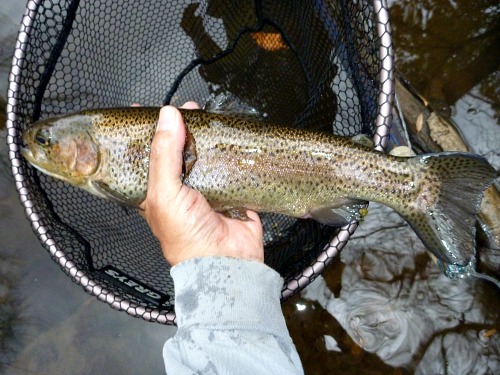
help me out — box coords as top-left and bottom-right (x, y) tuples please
(21, 115), (100, 184)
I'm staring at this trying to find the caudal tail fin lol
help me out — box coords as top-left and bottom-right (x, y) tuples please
(403, 152), (496, 278)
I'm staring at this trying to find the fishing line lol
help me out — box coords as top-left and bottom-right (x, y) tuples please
(470, 271), (500, 290)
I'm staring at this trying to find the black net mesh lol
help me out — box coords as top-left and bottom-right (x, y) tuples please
(7, 0), (394, 324)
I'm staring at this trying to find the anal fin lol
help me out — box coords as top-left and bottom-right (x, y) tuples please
(310, 199), (367, 226)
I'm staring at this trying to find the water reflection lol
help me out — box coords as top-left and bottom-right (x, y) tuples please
(453, 87), (500, 170)
(390, 0), (500, 118)
(416, 329), (500, 374)
(295, 204), (499, 372)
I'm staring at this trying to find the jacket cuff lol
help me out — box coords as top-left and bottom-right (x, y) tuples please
(171, 256), (287, 336)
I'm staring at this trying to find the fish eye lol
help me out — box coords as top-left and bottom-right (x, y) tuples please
(35, 128), (51, 147)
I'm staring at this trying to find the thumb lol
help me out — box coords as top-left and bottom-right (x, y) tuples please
(146, 106), (186, 205)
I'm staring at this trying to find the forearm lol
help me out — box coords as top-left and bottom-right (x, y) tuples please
(163, 257), (304, 375)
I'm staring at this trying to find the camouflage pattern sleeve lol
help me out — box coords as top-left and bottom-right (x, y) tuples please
(163, 256), (304, 375)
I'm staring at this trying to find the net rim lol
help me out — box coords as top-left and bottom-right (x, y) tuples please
(6, 0), (394, 324)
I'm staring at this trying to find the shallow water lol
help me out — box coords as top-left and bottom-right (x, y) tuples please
(1, 1), (499, 374)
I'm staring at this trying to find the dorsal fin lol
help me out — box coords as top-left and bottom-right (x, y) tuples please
(204, 92), (266, 121)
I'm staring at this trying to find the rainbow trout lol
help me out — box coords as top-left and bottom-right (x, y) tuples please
(21, 107), (496, 278)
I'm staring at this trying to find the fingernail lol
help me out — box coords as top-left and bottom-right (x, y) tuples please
(157, 106), (178, 132)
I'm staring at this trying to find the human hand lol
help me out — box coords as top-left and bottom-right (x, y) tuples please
(140, 103), (264, 266)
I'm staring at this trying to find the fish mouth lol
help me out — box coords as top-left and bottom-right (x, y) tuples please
(20, 146), (66, 181)
(20, 147), (35, 163)
(20, 147), (44, 172)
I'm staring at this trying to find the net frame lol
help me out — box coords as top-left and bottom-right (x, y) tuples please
(6, 0), (394, 324)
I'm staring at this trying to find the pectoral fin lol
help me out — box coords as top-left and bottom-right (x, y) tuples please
(183, 129), (197, 177)
(90, 181), (142, 209)
(204, 93), (263, 120)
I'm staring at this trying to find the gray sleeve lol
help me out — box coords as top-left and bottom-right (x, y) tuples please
(162, 256), (304, 375)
